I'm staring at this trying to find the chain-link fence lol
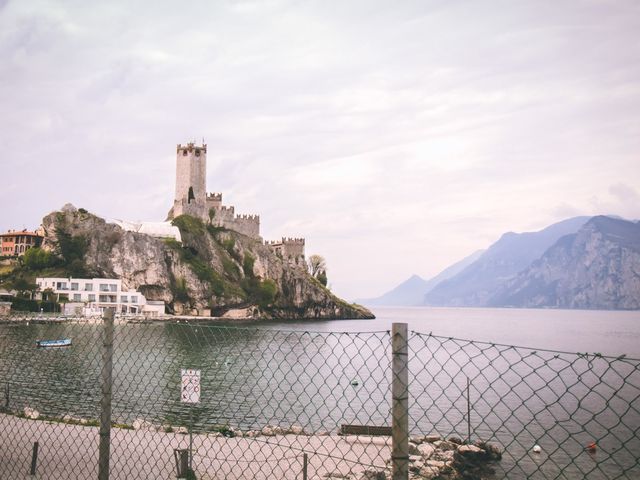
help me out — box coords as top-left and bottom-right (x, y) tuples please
(0, 317), (638, 479)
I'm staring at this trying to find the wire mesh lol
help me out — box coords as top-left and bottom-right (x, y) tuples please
(0, 320), (638, 479)
(0, 322), (392, 479)
(408, 332), (640, 480)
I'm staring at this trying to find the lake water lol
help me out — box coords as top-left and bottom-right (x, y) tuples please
(1, 306), (639, 479)
(261, 306), (640, 358)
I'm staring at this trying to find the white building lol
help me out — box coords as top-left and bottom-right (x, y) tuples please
(109, 219), (182, 243)
(35, 277), (165, 316)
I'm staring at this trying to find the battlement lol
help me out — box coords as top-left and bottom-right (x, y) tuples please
(267, 237), (305, 245)
(283, 237), (305, 244)
(177, 142), (207, 154)
(236, 214), (260, 220)
(218, 206), (235, 214)
(206, 192), (222, 201)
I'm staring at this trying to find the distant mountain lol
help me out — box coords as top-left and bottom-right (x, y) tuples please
(357, 274), (432, 307)
(358, 249), (484, 306)
(423, 216), (592, 306)
(488, 216), (640, 310)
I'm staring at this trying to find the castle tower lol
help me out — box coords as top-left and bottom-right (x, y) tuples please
(172, 142), (207, 219)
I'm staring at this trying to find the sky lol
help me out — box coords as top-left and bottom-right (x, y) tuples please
(1, 0), (639, 301)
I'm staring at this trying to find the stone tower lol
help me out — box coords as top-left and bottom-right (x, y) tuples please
(172, 142), (207, 219)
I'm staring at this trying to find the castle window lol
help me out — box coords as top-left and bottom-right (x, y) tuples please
(188, 186), (195, 203)
(195, 149), (200, 156)
(182, 149), (187, 156)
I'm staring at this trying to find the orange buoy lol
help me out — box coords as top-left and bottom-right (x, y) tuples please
(586, 442), (596, 453)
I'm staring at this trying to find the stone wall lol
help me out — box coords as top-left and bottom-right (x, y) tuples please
(267, 238), (305, 266)
(229, 214), (260, 239)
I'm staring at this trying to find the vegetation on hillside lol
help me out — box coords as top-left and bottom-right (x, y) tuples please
(170, 215), (279, 311)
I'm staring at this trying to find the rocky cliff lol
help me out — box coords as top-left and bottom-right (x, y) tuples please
(488, 216), (640, 309)
(423, 216), (591, 307)
(40, 206), (373, 319)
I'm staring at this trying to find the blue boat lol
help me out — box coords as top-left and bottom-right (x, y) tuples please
(36, 338), (72, 348)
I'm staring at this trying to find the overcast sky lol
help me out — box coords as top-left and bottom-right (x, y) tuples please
(1, 0), (639, 300)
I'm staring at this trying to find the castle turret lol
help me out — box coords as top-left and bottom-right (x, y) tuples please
(171, 142), (207, 219)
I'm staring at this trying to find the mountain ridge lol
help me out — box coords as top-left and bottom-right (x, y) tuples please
(423, 216), (592, 306)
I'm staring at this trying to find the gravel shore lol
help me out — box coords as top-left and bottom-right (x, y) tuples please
(0, 414), (390, 479)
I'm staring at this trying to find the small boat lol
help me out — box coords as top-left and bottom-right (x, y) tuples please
(36, 338), (72, 348)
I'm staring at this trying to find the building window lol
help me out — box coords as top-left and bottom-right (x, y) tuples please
(100, 284), (109, 292)
(121, 296), (128, 303)
(57, 282), (68, 290)
(109, 284), (117, 292)
(73, 294), (81, 301)
(88, 294), (95, 302)
(85, 284), (93, 291)
(71, 283), (79, 291)
(131, 296), (138, 304)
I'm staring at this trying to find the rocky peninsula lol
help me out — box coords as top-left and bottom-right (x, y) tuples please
(14, 205), (372, 320)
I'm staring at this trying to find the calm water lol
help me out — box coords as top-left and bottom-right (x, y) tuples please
(0, 307), (639, 479)
(263, 306), (640, 358)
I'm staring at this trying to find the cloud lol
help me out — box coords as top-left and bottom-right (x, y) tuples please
(1, 0), (640, 299)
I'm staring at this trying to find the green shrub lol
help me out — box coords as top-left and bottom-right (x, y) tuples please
(173, 277), (190, 303)
(222, 238), (235, 254)
(23, 248), (56, 270)
(221, 256), (241, 279)
(241, 278), (277, 308)
(257, 279), (277, 307)
(163, 238), (182, 250)
(242, 254), (255, 277)
(206, 225), (226, 236)
(172, 215), (206, 235)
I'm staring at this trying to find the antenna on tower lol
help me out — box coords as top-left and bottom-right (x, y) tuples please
(202, 137), (205, 145)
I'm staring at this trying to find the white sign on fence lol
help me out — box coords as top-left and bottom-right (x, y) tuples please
(181, 369), (201, 403)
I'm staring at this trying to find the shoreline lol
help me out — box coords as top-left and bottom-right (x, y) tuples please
(0, 313), (376, 326)
(1, 412), (390, 480)
(0, 412), (503, 480)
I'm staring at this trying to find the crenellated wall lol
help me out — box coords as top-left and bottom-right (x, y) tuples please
(266, 237), (305, 265)
(206, 193), (223, 210)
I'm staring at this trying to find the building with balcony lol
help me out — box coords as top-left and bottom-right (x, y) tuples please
(1, 229), (44, 256)
(35, 277), (165, 316)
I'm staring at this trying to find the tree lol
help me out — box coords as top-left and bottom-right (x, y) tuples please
(307, 255), (326, 277)
(11, 276), (39, 299)
(308, 254), (328, 287)
(54, 225), (87, 276)
(22, 247), (55, 270)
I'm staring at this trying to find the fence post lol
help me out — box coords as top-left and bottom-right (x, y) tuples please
(302, 452), (308, 480)
(98, 308), (115, 480)
(391, 323), (409, 480)
(30, 441), (39, 475)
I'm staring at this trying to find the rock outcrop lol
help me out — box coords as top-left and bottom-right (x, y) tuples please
(39, 206), (373, 319)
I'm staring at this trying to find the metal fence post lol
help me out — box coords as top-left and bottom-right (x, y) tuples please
(98, 308), (115, 480)
(391, 323), (409, 480)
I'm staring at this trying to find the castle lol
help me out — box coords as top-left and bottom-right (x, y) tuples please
(167, 142), (305, 264)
